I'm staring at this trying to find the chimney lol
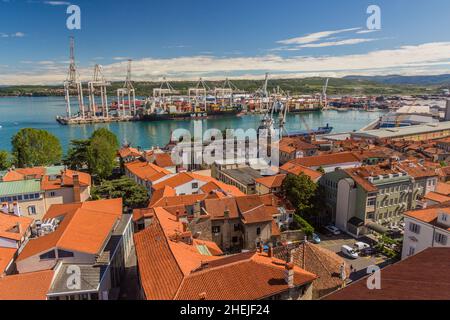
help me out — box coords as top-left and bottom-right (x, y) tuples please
(193, 201), (201, 219)
(72, 174), (81, 203)
(176, 210), (180, 222)
(13, 202), (21, 217)
(284, 262), (295, 288)
(182, 222), (188, 233)
(1, 203), (8, 214)
(199, 292), (207, 300)
(223, 208), (230, 219)
(268, 244), (273, 258)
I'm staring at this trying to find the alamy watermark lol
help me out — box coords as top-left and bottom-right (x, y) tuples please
(366, 5), (381, 31)
(170, 121), (280, 175)
(66, 5), (81, 30)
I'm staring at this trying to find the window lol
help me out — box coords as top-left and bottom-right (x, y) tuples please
(192, 182), (199, 189)
(435, 233), (448, 245)
(367, 198), (376, 207)
(50, 192), (56, 197)
(39, 250), (56, 260)
(409, 222), (421, 234)
(57, 249), (74, 258)
(28, 206), (36, 215)
(256, 227), (261, 236)
(234, 224), (240, 232)
(212, 226), (221, 234)
(232, 236), (238, 243)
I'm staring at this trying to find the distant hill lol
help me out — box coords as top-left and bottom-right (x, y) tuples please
(0, 76), (444, 97)
(344, 74), (450, 86)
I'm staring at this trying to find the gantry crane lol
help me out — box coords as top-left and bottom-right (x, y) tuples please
(117, 59), (136, 117)
(63, 36), (85, 118)
(88, 64), (110, 118)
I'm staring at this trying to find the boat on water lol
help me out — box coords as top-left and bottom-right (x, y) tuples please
(285, 123), (333, 137)
(140, 106), (243, 121)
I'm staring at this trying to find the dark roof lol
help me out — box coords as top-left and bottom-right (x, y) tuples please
(222, 167), (262, 185)
(324, 248), (450, 300)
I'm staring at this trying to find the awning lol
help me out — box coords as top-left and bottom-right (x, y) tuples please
(366, 221), (389, 234)
(348, 217), (364, 227)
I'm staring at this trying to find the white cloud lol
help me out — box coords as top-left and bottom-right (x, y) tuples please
(299, 38), (378, 48)
(43, 1), (71, 5)
(277, 27), (361, 45)
(2, 42), (450, 85)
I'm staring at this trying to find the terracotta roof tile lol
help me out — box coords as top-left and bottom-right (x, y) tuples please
(125, 161), (170, 182)
(17, 199), (123, 262)
(0, 270), (54, 300)
(0, 213), (33, 241)
(255, 174), (286, 189)
(289, 152), (360, 168)
(280, 163), (322, 181)
(325, 248), (450, 300)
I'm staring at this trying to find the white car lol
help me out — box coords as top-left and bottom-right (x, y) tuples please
(324, 225), (341, 235)
(341, 245), (359, 259)
(354, 242), (370, 251)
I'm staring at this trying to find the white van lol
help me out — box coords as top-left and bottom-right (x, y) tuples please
(341, 245), (359, 259)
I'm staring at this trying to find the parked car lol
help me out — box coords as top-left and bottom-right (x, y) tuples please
(360, 247), (376, 257)
(354, 242), (370, 251)
(324, 225), (341, 235)
(341, 245), (359, 259)
(312, 233), (321, 244)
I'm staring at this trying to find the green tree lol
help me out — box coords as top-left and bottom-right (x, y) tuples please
(282, 173), (318, 213)
(293, 214), (315, 237)
(0, 150), (13, 170)
(63, 139), (90, 171)
(317, 166), (325, 174)
(87, 128), (119, 180)
(11, 128), (62, 168)
(91, 176), (149, 209)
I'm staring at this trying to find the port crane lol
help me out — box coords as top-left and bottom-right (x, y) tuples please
(88, 64), (110, 118)
(117, 59), (137, 117)
(320, 78), (329, 108)
(214, 78), (238, 108)
(255, 73), (270, 113)
(189, 78), (210, 112)
(152, 77), (178, 113)
(64, 36), (85, 119)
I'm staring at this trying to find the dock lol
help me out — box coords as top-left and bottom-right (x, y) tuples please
(56, 115), (138, 125)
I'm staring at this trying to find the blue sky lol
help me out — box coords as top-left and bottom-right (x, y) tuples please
(0, 0), (450, 84)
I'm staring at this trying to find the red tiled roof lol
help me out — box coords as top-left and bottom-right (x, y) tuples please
(424, 192), (450, 204)
(41, 170), (91, 191)
(325, 248), (450, 300)
(118, 147), (142, 159)
(280, 163), (323, 181)
(289, 152), (360, 168)
(404, 206), (450, 231)
(0, 213), (33, 241)
(0, 270), (54, 300)
(135, 214), (316, 300)
(436, 182), (450, 196)
(153, 153), (175, 168)
(255, 174), (286, 189)
(0, 248), (16, 274)
(17, 199), (123, 262)
(125, 161), (170, 182)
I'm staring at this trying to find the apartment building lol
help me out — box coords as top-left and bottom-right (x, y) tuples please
(321, 160), (438, 237)
(278, 137), (319, 164)
(0, 166), (91, 220)
(402, 206), (450, 260)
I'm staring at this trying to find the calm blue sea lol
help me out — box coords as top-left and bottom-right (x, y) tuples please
(0, 96), (384, 152)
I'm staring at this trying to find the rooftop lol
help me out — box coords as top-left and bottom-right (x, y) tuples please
(352, 121), (450, 140)
(324, 248), (450, 300)
(288, 152), (360, 168)
(222, 167), (263, 185)
(0, 270), (54, 300)
(0, 179), (41, 197)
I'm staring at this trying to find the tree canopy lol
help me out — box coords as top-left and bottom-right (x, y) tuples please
(63, 139), (90, 171)
(11, 128), (62, 168)
(87, 128), (119, 180)
(282, 173), (318, 214)
(91, 176), (149, 209)
(0, 150), (13, 170)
